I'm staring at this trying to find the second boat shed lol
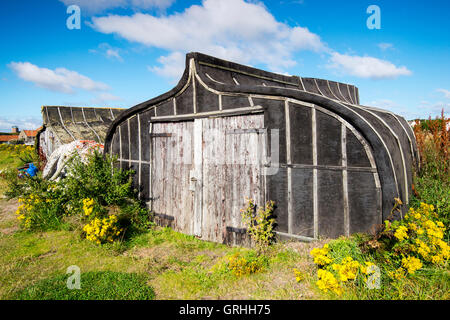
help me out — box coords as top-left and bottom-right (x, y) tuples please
(104, 52), (417, 245)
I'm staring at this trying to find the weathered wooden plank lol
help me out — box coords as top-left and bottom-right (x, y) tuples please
(193, 119), (203, 236)
(151, 121), (194, 235)
(195, 114), (266, 243)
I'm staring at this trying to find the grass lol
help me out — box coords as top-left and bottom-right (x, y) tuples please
(12, 271), (155, 300)
(0, 145), (36, 195)
(0, 149), (22, 169)
(0, 214), (322, 299)
(0, 185), (321, 300)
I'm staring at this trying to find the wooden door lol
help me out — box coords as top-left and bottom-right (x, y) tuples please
(200, 114), (266, 243)
(150, 114), (266, 243)
(151, 121), (195, 235)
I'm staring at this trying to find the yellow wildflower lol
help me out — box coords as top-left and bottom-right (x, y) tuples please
(316, 269), (342, 295)
(394, 225), (409, 241)
(293, 268), (304, 282)
(310, 244), (332, 266)
(388, 267), (406, 280)
(402, 256), (422, 274)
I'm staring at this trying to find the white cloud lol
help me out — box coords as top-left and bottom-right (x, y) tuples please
(59, 0), (174, 14)
(130, 0), (174, 9)
(91, 0), (327, 78)
(418, 101), (449, 117)
(367, 99), (397, 109)
(8, 62), (109, 94)
(60, 0), (126, 14)
(0, 116), (42, 132)
(92, 93), (123, 105)
(328, 52), (412, 79)
(90, 43), (124, 61)
(437, 89), (450, 99)
(377, 43), (394, 51)
(148, 51), (185, 80)
(367, 99), (449, 120)
(367, 99), (415, 118)
(106, 48), (122, 61)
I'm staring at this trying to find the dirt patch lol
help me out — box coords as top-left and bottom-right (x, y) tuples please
(125, 245), (188, 274)
(0, 226), (18, 235)
(283, 239), (330, 256)
(0, 199), (19, 221)
(0, 198), (19, 235)
(125, 245), (175, 259)
(127, 244), (226, 264)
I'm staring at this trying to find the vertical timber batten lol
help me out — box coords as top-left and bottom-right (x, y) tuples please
(128, 118), (131, 168)
(137, 114), (142, 200)
(285, 100), (293, 234)
(118, 125), (122, 170)
(342, 123), (350, 236)
(191, 59), (197, 114)
(81, 107), (101, 141)
(314, 79), (325, 97)
(299, 77), (305, 91)
(312, 106), (318, 239)
(346, 85), (355, 105)
(193, 119), (203, 236)
(148, 122), (153, 211)
(57, 107), (76, 142)
(326, 80), (340, 101)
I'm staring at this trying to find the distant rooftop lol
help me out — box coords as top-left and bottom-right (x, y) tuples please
(0, 135), (19, 142)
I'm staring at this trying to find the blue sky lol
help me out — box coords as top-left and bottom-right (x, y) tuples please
(0, 0), (449, 131)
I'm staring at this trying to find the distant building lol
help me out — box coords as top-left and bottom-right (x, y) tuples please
(0, 134), (19, 144)
(37, 106), (125, 159)
(18, 128), (41, 145)
(0, 126), (20, 144)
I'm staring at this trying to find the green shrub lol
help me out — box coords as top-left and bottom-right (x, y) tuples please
(13, 271), (155, 300)
(241, 198), (276, 254)
(412, 112), (449, 239)
(411, 178), (449, 241)
(63, 151), (134, 207)
(16, 145), (39, 167)
(2, 168), (31, 199)
(14, 177), (68, 231)
(5, 149), (152, 238)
